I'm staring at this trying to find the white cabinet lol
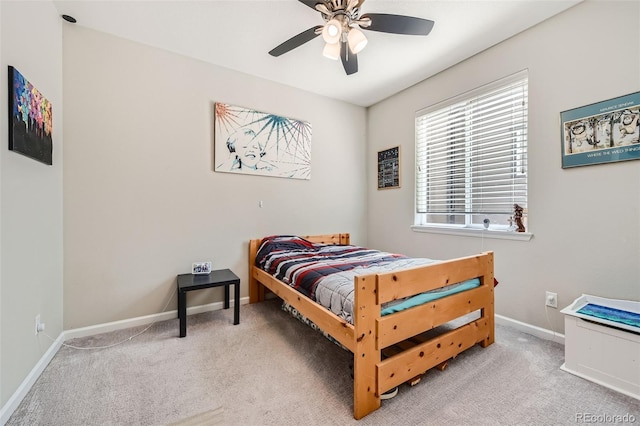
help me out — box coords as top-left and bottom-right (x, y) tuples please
(561, 294), (640, 400)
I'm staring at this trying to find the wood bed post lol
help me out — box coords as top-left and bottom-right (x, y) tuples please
(248, 239), (264, 303)
(353, 274), (380, 419)
(480, 251), (495, 347)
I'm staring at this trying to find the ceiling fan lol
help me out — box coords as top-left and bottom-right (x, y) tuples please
(268, 0), (435, 75)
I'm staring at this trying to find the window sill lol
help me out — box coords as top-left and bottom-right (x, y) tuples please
(411, 225), (533, 241)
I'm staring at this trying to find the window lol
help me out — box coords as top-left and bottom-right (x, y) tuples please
(415, 71), (528, 232)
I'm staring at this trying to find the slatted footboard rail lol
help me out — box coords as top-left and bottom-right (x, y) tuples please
(376, 253), (495, 349)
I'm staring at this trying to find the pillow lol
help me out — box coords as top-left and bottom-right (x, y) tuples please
(255, 235), (317, 268)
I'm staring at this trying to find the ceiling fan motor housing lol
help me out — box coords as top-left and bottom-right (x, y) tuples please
(316, 0), (370, 30)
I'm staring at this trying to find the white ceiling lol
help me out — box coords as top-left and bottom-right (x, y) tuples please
(52, 0), (581, 107)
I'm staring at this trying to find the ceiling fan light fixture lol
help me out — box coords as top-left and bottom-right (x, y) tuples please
(322, 19), (342, 44)
(322, 42), (341, 60)
(347, 27), (367, 54)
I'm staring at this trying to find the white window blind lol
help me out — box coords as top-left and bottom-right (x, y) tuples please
(415, 71), (528, 227)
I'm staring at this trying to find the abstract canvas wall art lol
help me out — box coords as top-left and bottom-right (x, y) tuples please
(8, 66), (53, 165)
(214, 103), (312, 179)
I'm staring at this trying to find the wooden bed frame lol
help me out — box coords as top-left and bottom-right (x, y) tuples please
(248, 233), (494, 419)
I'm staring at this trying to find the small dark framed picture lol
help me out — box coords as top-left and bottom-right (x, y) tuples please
(377, 146), (400, 189)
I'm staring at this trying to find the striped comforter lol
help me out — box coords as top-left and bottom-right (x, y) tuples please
(255, 235), (479, 324)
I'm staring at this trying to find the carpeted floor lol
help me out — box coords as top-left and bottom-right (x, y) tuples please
(7, 299), (640, 425)
(167, 407), (224, 425)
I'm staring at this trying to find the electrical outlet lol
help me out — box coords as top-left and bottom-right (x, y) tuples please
(545, 291), (558, 309)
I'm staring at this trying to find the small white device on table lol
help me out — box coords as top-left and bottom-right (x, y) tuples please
(192, 261), (212, 275)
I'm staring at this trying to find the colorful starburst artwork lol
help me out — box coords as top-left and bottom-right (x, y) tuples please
(214, 103), (312, 180)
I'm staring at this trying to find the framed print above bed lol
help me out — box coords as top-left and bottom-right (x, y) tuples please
(214, 103), (312, 180)
(561, 91), (640, 168)
(8, 66), (53, 165)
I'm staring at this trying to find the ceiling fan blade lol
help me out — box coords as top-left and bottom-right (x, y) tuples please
(298, 0), (320, 10)
(340, 40), (358, 75)
(361, 13), (435, 36)
(269, 26), (323, 57)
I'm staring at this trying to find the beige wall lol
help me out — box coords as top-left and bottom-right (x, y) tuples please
(62, 26), (368, 329)
(0, 0), (64, 410)
(367, 1), (640, 333)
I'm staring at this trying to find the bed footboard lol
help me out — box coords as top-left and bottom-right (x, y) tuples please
(353, 251), (494, 419)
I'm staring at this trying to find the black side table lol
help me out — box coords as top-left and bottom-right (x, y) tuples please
(177, 269), (240, 337)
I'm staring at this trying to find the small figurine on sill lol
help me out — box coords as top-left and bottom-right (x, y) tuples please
(513, 204), (526, 233)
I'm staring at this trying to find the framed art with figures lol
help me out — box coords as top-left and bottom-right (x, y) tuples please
(561, 91), (640, 168)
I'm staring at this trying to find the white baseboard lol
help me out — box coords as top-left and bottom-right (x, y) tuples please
(64, 296), (249, 340)
(496, 313), (565, 345)
(0, 333), (64, 425)
(0, 297), (248, 424)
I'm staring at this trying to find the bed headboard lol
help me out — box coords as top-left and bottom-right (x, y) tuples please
(248, 233), (349, 271)
(300, 233), (350, 245)
(248, 233), (350, 303)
